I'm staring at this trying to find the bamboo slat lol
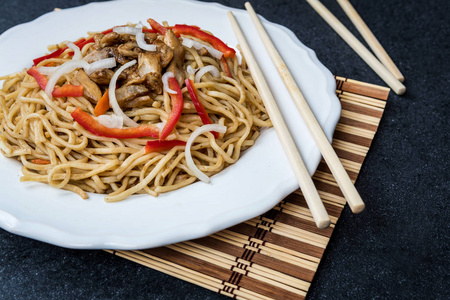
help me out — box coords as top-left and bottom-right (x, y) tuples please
(107, 77), (389, 299)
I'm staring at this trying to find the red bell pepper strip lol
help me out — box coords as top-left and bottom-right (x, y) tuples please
(27, 67), (49, 90)
(77, 28), (119, 50)
(147, 18), (168, 35)
(33, 38), (86, 65)
(171, 24), (236, 58)
(32, 27), (119, 65)
(71, 107), (159, 139)
(144, 140), (186, 153)
(101, 28), (114, 34)
(27, 66), (83, 98)
(76, 37), (94, 50)
(66, 28), (112, 52)
(142, 28), (157, 33)
(76, 29), (119, 50)
(52, 84), (84, 98)
(69, 38), (86, 53)
(33, 48), (66, 66)
(159, 77), (184, 140)
(185, 79), (219, 139)
(146, 19), (199, 35)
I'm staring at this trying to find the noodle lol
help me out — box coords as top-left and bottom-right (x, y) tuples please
(0, 20), (272, 201)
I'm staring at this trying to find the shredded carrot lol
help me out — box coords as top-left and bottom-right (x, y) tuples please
(31, 159), (51, 165)
(94, 89), (110, 116)
(221, 56), (232, 78)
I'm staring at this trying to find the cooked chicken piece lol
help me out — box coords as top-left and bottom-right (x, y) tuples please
(120, 64), (142, 86)
(144, 32), (158, 44)
(138, 52), (161, 76)
(93, 33), (104, 48)
(72, 70), (102, 103)
(121, 63), (138, 77)
(138, 52), (162, 94)
(115, 84), (149, 107)
(120, 33), (132, 44)
(167, 64), (185, 88)
(108, 47), (130, 65)
(153, 40), (174, 68)
(120, 53), (163, 93)
(100, 32), (121, 48)
(123, 74), (162, 94)
(163, 30), (181, 52)
(83, 46), (129, 65)
(121, 95), (154, 109)
(83, 47), (111, 64)
(117, 41), (142, 58)
(122, 74), (162, 94)
(144, 73), (162, 94)
(89, 69), (115, 85)
(164, 30), (185, 86)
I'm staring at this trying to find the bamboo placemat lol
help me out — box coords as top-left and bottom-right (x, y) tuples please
(106, 77), (389, 299)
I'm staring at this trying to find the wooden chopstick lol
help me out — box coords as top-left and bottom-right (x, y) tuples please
(306, 0), (406, 95)
(336, 0), (404, 82)
(244, 2), (365, 214)
(227, 11), (331, 229)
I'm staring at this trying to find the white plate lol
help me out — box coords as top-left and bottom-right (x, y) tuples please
(0, 0), (340, 249)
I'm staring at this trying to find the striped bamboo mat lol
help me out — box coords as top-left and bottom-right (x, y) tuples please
(105, 76), (389, 299)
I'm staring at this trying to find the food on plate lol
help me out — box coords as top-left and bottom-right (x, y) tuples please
(0, 19), (271, 202)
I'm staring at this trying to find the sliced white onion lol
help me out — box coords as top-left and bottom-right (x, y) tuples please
(45, 60), (90, 97)
(181, 38), (195, 48)
(114, 23), (156, 52)
(113, 26), (141, 35)
(37, 66), (57, 75)
(162, 72), (177, 94)
(67, 42), (82, 60)
(39, 57), (116, 77)
(194, 65), (220, 83)
(136, 33), (157, 51)
(185, 124), (227, 183)
(135, 22), (144, 29)
(182, 37), (223, 59)
(97, 114), (123, 129)
(108, 60), (139, 127)
(85, 57), (117, 75)
(203, 46), (223, 60)
(186, 65), (198, 76)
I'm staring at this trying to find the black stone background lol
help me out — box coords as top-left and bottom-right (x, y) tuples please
(0, 0), (448, 299)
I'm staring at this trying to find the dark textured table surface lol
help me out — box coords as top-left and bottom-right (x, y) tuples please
(1, 0), (448, 299)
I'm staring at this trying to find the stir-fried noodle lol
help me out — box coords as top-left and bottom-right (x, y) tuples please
(0, 20), (271, 202)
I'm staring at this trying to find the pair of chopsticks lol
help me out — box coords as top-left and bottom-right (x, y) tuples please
(228, 2), (365, 229)
(307, 0), (405, 95)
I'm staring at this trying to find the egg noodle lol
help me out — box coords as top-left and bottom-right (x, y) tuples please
(0, 20), (271, 202)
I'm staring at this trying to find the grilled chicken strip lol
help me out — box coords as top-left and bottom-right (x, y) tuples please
(115, 84), (149, 108)
(72, 69), (102, 103)
(138, 52), (162, 94)
(164, 29), (185, 86)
